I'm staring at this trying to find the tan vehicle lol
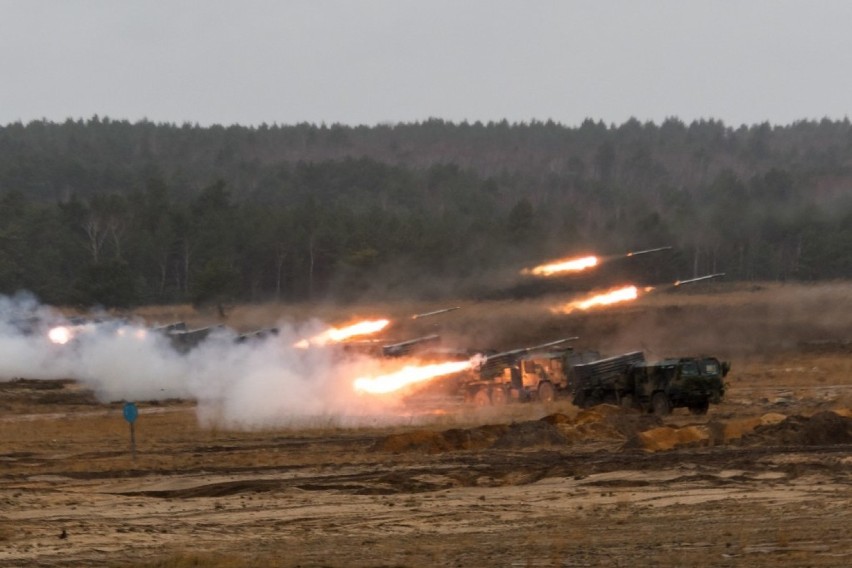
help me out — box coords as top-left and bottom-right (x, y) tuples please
(461, 338), (599, 405)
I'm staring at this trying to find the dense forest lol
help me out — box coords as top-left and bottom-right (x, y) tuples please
(1, 116), (851, 307)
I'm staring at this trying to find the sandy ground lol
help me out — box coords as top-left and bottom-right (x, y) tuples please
(2, 282), (852, 567)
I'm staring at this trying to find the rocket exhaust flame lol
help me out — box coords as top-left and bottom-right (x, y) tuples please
(557, 285), (652, 313)
(571, 285), (639, 311)
(353, 359), (473, 395)
(523, 255), (599, 277)
(554, 272), (724, 314)
(294, 319), (391, 348)
(524, 245), (672, 277)
(48, 325), (73, 345)
(523, 245), (672, 278)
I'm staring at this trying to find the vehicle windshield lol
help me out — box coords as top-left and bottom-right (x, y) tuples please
(680, 361), (699, 376)
(701, 359), (720, 375)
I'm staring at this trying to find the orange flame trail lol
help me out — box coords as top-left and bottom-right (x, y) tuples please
(354, 360), (473, 395)
(557, 285), (652, 313)
(295, 319), (390, 348)
(523, 255), (599, 277)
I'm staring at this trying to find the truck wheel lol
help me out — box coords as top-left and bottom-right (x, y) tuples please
(491, 386), (508, 406)
(538, 382), (555, 403)
(472, 388), (491, 407)
(651, 392), (671, 416)
(689, 400), (710, 415)
(620, 394), (635, 410)
(573, 390), (587, 408)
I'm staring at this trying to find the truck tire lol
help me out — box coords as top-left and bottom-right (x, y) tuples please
(651, 392), (671, 416)
(573, 390), (587, 409)
(538, 382), (555, 403)
(689, 400), (710, 415)
(472, 388), (491, 407)
(491, 386), (508, 406)
(620, 394), (635, 410)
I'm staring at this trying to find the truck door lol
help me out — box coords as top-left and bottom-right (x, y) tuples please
(521, 360), (540, 388)
(509, 365), (523, 390)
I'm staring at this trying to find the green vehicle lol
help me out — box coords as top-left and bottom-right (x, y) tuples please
(572, 352), (729, 415)
(629, 356), (729, 415)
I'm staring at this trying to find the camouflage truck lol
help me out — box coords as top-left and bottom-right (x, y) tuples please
(571, 351), (646, 408)
(461, 338), (600, 405)
(572, 352), (730, 415)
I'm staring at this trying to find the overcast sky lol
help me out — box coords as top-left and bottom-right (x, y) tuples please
(2, 0), (851, 128)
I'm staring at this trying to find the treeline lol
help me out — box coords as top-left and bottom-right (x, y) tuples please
(1, 117), (851, 307)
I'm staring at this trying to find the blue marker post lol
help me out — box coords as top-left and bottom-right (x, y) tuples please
(123, 402), (139, 461)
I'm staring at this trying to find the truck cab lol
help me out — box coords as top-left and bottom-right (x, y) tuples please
(499, 349), (602, 403)
(632, 356), (728, 415)
(461, 345), (598, 405)
(501, 356), (558, 402)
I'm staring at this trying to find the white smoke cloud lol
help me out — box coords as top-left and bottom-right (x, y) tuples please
(0, 294), (414, 429)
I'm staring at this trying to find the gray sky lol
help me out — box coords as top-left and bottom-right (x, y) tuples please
(2, 0), (851, 128)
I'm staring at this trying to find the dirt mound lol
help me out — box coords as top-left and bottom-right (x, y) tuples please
(540, 412), (572, 425)
(373, 405), (688, 455)
(373, 419), (573, 454)
(627, 413), (792, 451)
(442, 425), (510, 450)
(604, 412), (663, 438)
(373, 424), (509, 454)
(833, 407), (852, 418)
(545, 406), (662, 445)
(372, 430), (449, 454)
(491, 420), (570, 449)
(376, 410), (629, 454)
(739, 410), (852, 446)
(629, 425), (711, 452)
(708, 413), (789, 442)
(378, 405), (849, 456)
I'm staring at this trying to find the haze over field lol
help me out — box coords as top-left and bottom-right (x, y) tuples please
(2, 1), (852, 127)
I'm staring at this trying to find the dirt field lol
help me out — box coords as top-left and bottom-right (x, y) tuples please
(2, 282), (852, 567)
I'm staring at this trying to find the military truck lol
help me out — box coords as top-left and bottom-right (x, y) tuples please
(570, 351), (646, 408)
(460, 338), (600, 405)
(572, 351), (729, 415)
